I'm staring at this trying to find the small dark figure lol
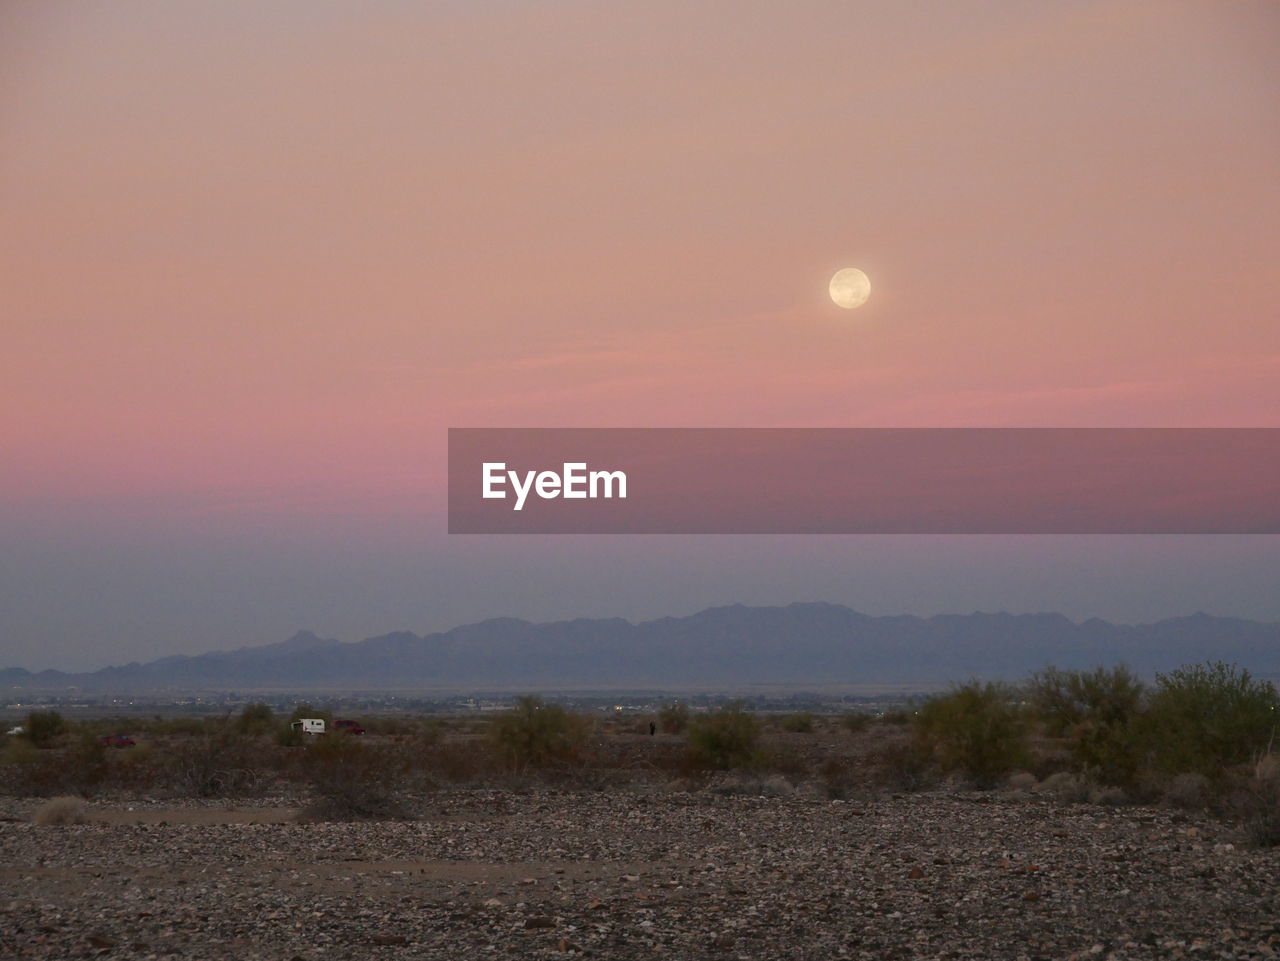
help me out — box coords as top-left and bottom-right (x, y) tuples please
(649, 721), (656, 736)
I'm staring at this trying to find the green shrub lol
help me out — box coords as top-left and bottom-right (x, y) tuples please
(781, 712), (815, 734)
(1028, 665), (1145, 785)
(1141, 662), (1278, 780)
(914, 681), (1030, 787)
(488, 696), (589, 770)
(658, 702), (690, 734)
(1029, 665), (1145, 736)
(24, 711), (66, 748)
(687, 704), (760, 770)
(235, 703), (276, 736)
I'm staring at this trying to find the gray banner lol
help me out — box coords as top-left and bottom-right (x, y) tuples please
(448, 428), (1280, 534)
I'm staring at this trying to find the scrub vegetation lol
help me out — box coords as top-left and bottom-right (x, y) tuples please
(2, 660), (1276, 843)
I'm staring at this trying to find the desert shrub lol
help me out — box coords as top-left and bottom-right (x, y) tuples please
(1039, 771), (1092, 804)
(712, 772), (794, 797)
(32, 796), (88, 825)
(148, 717), (210, 737)
(1227, 754), (1280, 847)
(686, 704), (760, 770)
(421, 739), (496, 784)
(166, 725), (267, 797)
(913, 682), (1030, 788)
(817, 758), (860, 799)
(867, 738), (934, 792)
(23, 711), (66, 748)
(842, 712), (873, 734)
(488, 696), (589, 771)
(372, 716), (438, 739)
(1088, 784), (1130, 806)
(1029, 665), (1145, 736)
(1163, 772), (1211, 809)
(1028, 665), (1145, 785)
(65, 732), (108, 794)
(757, 745), (809, 780)
(773, 716), (814, 737)
(658, 702), (690, 734)
(235, 703), (276, 736)
(3, 735), (40, 766)
(1006, 771), (1038, 792)
(105, 741), (163, 791)
(1141, 662), (1279, 780)
(414, 719), (444, 747)
(2, 731), (108, 797)
(780, 712), (815, 734)
(296, 735), (410, 821)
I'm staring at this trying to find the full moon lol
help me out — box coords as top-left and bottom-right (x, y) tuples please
(829, 267), (871, 309)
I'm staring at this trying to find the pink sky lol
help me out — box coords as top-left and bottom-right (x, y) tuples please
(1, 1), (1277, 668)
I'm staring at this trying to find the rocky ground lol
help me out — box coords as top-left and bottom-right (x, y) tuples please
(2, 788), (1278, 961)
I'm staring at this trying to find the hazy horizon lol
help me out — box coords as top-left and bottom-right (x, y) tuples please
(3, 2), (1277, 673)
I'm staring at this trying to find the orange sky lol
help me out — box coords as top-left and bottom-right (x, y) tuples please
(2, 1), (1278, 668)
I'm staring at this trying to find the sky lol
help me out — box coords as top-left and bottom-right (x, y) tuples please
(2, 0), (1278, 671)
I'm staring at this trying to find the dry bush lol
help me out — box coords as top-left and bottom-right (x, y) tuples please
(758, 747), (810, 781)
(32, 795), (87, 825)
(1038, 771), (1091, 804)
(1, 733), (107, 797)
(1088, 784), (1130, 806)
(165, 727), (271, 797)
(842, 712), (873, 734)
(295, 735), (411, 821)
(1006, 771), (1038, 792)
(658, 702), (690, 734)
(866, 737), (934, 792)
(780, 712), (815, 734)
(1227, 754), (1280, 848)
(711, 772), (795, 797)
(234, 703), (276, 736)
(817, 758), (861, 799)
(686, 704), (761, 771)
(419, 739), (498, 784)
(1164, 772), (1211, 810)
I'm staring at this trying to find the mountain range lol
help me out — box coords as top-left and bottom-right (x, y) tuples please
(3, 604), (1277, 691)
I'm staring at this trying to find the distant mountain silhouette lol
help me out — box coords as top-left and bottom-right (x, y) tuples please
(2, 604), (1277, 691)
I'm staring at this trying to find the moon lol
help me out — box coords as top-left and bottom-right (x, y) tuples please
(829, 267), (871, 309)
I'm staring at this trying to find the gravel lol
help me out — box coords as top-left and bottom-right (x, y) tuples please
(2, 788), (1277, 960)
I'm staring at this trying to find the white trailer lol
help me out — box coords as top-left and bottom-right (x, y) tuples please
(290, 718), (326, 735)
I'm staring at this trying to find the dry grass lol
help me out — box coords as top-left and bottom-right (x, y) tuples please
(32, 795), (88, 825)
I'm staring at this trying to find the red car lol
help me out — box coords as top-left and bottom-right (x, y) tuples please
(99, 734), (136, 748)
(334, 719), (366, 735)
